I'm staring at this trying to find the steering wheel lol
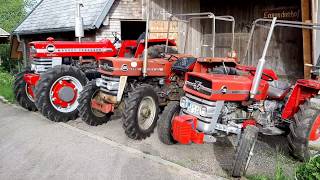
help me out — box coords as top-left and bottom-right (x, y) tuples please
(248, 69), (274, 82)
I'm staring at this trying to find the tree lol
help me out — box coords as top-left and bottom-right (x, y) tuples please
(0, 0), (39, 32)
(0, 0), (25, 32)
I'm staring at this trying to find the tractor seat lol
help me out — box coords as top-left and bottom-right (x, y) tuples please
(267, 80), (291, 99)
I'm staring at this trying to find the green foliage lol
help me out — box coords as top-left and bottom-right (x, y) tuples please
(274, 159), (289, 180)
(0, 0), (38, 32)
(247, 174), (271, 180)
(247, 165), (289, 180)
(0, 0), (26, 32)
(0, 44), (21, 73)
(296, 156), (320, 180)
(0, 69), (14, 102)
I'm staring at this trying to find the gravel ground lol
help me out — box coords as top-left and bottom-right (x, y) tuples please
(66, 116), (301, 179)
(0, 99), (301, 179)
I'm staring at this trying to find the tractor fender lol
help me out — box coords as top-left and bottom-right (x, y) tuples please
(281, 79), (320, 120)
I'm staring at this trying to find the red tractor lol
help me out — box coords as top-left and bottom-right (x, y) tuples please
(77, 13), (237, 140)
(14, 34), (174, 122)
(157, 18), (320, 177)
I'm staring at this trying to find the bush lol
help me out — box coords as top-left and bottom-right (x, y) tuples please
(0, 69), (14, 102)
(296, 156), (320, 180)
(0, 44), (21, 73)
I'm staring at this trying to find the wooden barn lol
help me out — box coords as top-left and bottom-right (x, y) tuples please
(11, 0), (319, 81)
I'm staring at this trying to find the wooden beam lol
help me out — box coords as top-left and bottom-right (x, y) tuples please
(301, 0), (312, 78)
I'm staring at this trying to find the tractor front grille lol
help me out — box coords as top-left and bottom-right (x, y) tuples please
(31, 58), (53, 74)
(185, 75), (212, 96)
(99, 75), (120, 96)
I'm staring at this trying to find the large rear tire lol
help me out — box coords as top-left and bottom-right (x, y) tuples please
(288, 96), (320, 161)
(122, 84), (159, 140)
(34, 65), (87, 122)
(148, 45), (178, 58)
(157, 101), (179, 145)
(13, 67), (37, 111)
(232, 125), (259, 177)
(78, 80), (112, 126)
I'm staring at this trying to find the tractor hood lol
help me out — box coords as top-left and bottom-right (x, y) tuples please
(183, 72), (269, 101)
(98, 57), (174, 77)
(29, 38), (117, 58)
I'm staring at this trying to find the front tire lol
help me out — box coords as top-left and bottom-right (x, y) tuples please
(122, 84), (159, 140)
(78, 80), (112, 126)
(13, 67), (37, 111)
(157, 101), (179, 145)
(35, 65), (87, 122)
(288, 96), (320, 161)
(232, 125), (259, 177)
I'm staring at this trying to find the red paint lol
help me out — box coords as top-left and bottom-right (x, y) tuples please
(183, 72), (269, 101)
(23, 73), (40, 86)
(91, 100), (114, 113)
(172, 115), (204, 144)
(236, 64), (279, 81)
(281, 79), (320, 120)
(29, 38), (175, 60)
(30, 39), (118, 59)
(242, 119), (257, 129)
(23, 73), (40, 99)
(310, 114), (320, 141)
(51, 80), (77, 108)
(98, 57), (177, 77)
(117, 40), (137, 57)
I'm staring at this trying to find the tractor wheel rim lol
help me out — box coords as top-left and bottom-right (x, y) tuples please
(137, 96), (156, 130)
(308, 115), (320, 154)
(90, 90), (105, 118)
(49, 76), (83, 113)
(25, 84), (34, 102)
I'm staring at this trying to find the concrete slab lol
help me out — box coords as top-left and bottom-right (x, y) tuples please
(0, 102), (222, 180)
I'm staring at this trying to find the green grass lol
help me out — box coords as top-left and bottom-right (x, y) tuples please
(0, 70), (15, 102)
(296, 156), (320, 180)
(247, 151), (293, 180)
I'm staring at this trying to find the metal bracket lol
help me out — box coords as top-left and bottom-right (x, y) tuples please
(117, 76), (128, 102)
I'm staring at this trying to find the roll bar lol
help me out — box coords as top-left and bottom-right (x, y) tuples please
(247, 18), (320, 99)
(143, 11), (236, 77)
(165, 12), (235, 57)
(244, 18), (320, 62)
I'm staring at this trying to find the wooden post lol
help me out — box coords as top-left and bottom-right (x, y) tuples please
(301, 0), (313, 78)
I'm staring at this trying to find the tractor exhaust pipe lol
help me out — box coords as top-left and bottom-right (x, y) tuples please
(142, 0), (150, 77)
(75, 1), (84, 42)
(250, 17), (277, 99)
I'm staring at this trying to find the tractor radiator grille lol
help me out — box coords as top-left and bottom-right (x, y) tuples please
(185, 75), (212, 96)
(31, 58), (52, 74)
(99, 75), (120, 96)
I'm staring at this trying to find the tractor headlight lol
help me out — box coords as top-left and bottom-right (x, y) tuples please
(199, 106), (208, 117)
(31, 64), (36, 71)
(96, 78), (103, 87)
(180, 96), (188, 109)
